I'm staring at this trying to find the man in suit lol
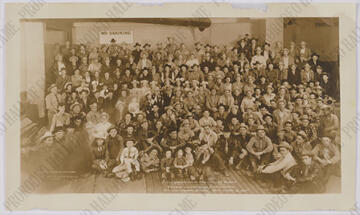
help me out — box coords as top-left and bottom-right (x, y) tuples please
(309, 53), (322, 71)
(79, 89), (90, 113)
(132, 42), (142, 64)
(288, 64), (301, 85)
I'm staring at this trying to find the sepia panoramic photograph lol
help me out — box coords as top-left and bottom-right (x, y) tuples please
(19, 17), (341, 195)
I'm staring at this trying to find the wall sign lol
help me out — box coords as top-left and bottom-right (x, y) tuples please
(99, 30), (133, 44)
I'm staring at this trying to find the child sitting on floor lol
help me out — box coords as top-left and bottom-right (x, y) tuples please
(119, 140), (141, 180)
(173, 149), (187, 179)
(184, 146), (199, 181)
(161, 150), (175, 182)
(91, 136), (108, 175)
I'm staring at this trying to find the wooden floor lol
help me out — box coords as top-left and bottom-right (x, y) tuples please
(28, 169), (270, 194)
(23, 167), (341, 194)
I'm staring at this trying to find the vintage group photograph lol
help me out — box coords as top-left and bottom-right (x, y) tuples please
(19, 17), (341, 194)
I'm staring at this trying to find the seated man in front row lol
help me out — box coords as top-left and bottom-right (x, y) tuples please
(246, 125), (274, 174)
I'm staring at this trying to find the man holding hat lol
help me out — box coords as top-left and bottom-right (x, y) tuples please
(132, 42), (142, 64)
(258, 141), (297, 191)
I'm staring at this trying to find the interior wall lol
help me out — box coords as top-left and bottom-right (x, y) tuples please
(44, 30), (66, 76)
(72, 22), (196, 48)
(283, 18), (339, 62)
(265, 18), (284, 45)
(209, 22), (252, 46)
(20, 22), (46, 118)
(72, 20), (266, 48)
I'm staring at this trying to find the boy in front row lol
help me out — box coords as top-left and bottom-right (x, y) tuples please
(161, 150), (175, 182)
(119, 140), (141, 180)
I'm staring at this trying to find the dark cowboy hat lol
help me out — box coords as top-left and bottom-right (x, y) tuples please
(311, 53), (320, 58)
(263, 113), (273, 121)
(110, 38), (116, 43)
(204, 44), (212, 48)
(143, 43), (151, 48)
(180, 64), (188, 69)
(107, 126), (118, 133)
(191, 64), (199, 69)
(223, 126), (231, 133)
(321, 72), (329, 77)
(141, 67), (150, 72)
(316, 65), (323, 70)
(164, 64), (172, 69)
(134, 42), (141, 47)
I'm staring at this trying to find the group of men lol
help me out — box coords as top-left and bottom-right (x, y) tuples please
(38, 34), (340, 193)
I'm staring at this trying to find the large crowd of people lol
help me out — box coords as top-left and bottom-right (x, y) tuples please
(27, 34), (340, 193)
